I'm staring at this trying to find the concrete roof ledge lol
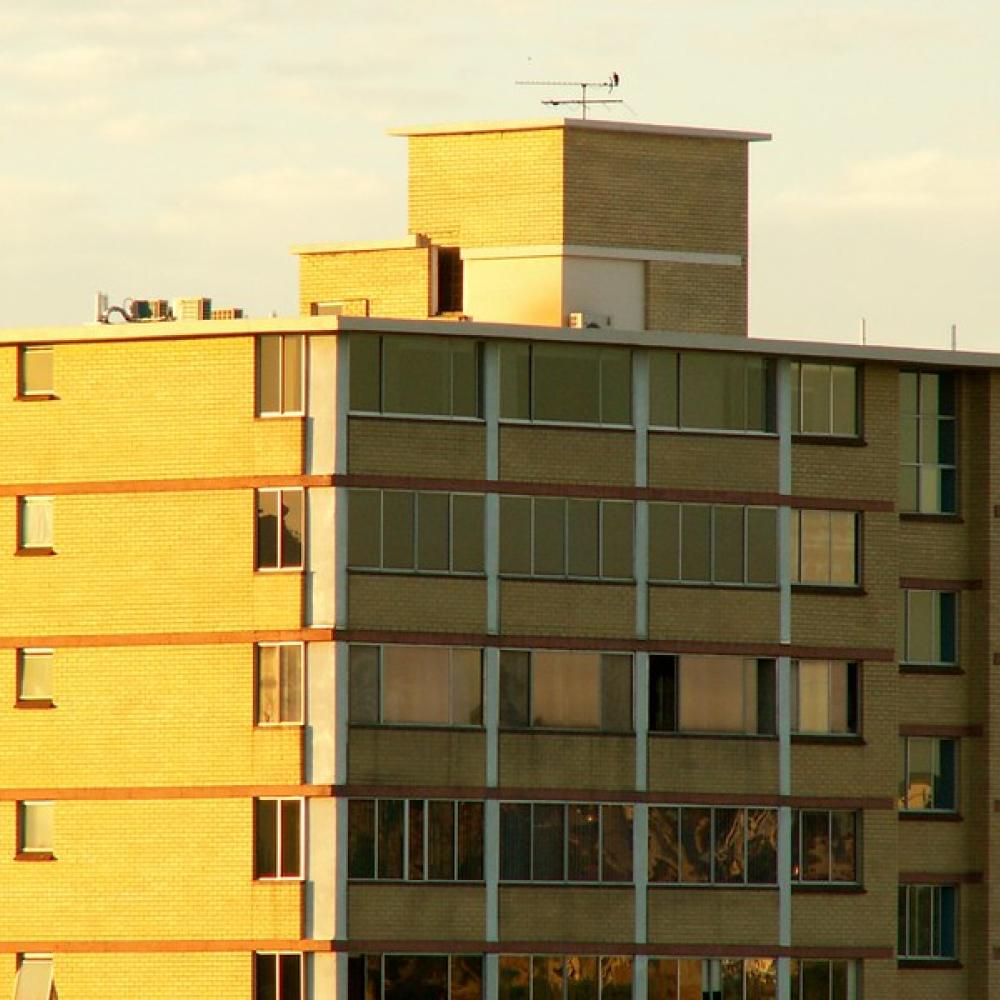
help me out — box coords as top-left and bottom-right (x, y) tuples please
(290, 234), (429, 256)
(388, 118), (771, 142)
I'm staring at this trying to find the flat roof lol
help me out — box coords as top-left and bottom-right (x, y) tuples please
(2, 314), (1000, 370)
(388, 117), (772, 143)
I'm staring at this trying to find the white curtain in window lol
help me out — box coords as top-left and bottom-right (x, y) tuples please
(22, 802), (54, 852)
(21, 497), (53, 549)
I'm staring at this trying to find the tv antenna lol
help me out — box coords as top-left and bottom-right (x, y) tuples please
(516, 73), (622, 120)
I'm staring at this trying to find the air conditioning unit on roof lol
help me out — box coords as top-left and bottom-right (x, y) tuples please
(568, 311), (612, 330)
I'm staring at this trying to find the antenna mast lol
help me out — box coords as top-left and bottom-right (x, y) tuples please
(516, 73), (622, 120)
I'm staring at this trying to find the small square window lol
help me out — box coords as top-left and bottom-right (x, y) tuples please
(254, 797), (303, 879)
(18, 801), (54, 856)
(19, 497), (54, 552)
(257, 644), (304, 725)
(17, 650), (54, 705)
(14, 954), (54, 1000)
(19, 346), (54, 397)
(256, 489), (304, 570)
(254, 952), (303, 1000)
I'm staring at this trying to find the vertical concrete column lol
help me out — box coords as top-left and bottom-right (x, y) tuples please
(776, 358), (793, 1000)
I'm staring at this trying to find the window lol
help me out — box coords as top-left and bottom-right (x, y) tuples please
(14, 955), (54, 1000)
(498, 341), (631, 425)
(649, 655), (776, 736)
(255, 489), (304, 570)
(19, 346), (54, 398)
(350, 333), (481, 418)
(257, 644), (304, 725)
(898, 884), (957, 959)
(899, 737), (957, 812)
(348, 490), (484, 574)
(499, 496), (633, 580)
(648, 805), (778, 885)
(649, 503), (777, 586)
(18, 496), (53, 552)
(900, 371), (956, 513)
(17, 649), (54, 706)
(18, 801), (54, 857)
(791, 362), (858, 436)
(792, 810), (857, 883)
(258, 334), (304, 416)
(436, 247), (464, 314)
(791, 660), (858, 735)
(254, 953), (303, 1000)
(499, 802), (633, 882)
(901, 590), (956, 666)
(498, 650), (632, 731)
(499, 956), (633, 1000)
(790, 510), (857, 586)
(349, 954), (483, 1000)
(649, 350), (774, 433)
(254, 797), (302, 879)
(349, 645), (482, 726)
(648, 959), (856, 1000)
(348, 799), (484, 880)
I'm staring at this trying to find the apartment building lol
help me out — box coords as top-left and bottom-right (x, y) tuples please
(2, 117), (996, 1000)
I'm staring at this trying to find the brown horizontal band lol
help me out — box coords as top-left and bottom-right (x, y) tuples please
(0, 474), (324, 497)
(899, 724), (983, 738)
(339, 473), (894, 512)
(0, 629), (332, 649)
(341, 785), (895, 810)
(898, 872), (982, 885)
(899, 577), (982, 591)
(0, 784), (331, 802)
(0, 939), (332, 954)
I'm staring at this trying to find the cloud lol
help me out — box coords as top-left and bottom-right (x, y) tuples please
(770, 150), (1000, 218)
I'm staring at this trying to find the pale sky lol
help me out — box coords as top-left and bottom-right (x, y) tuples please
(2, 0), (998, 349)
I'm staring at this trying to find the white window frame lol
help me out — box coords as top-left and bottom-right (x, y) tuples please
(257, 334), (305, 418)
(19, 345), (54, 398)
(255, 487), (305, 572)
(19, 800), (54, 856)
(19, 496), (54, 551)
(256, 643), (305, 726)
(255, 796), (305, 881)
(254, 951), (304, 1000)
(791, 361), (859, 437)
(17, 648), (54, 704)
(14, 954), (54, 1000)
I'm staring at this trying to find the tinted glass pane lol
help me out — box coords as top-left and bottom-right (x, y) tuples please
(280, 800), (300, 876)
(258, 646), (281, 724)
(713, 505), (744, 583)
(382, 646), (450, 724)
(937, 739), (957, 810)
(533, 957), (563, 1000)
(348, 800), (375, 877)
(499, 803), (531, 880)
(649, 351), (679, 426)
(648, 655), (677, 732)
(567, 957), (598, 1000)
(256, 954), (277, 1000)
(680, 353), (746, 430)
(600, 348), (632, 423)
(798, 510), (830, 583)
(602, 501), (634, 579)
(453, 957), (484, 1000)
(830, 811), (856, 881)
(416, 492), (450, 571)
(348, 490), (381, 568)
(800, 811), (830, 881)
(348, 646), (379, 723)
(745, 357), (771, 431)
(939, 591), (957, 663)
(567, 803), (600, 881)
(601, 654), (633, 731)
(499, 651), (530, 728)
(905, 590), (934, 662)
(19, 650), (52, 701)
(452, 495), (484, 573)
(500, 497), (531, 574)
(499, 342), (530, 419)
(280, 491), (304, 568)
(279, 645), (302, 723)
(831, 366), (857, 435)
(259, 336), (281, 414)
(385, 956), (448, 1000)
(279, 954), (302, 998)
(452, 649), (483, 726)
(829, 512), (855, 583)
(377, 800), (404, 879)
(801, 962), (829, 1000)
(680, 505), (711, 581)
(900, 416), (918, 464)
(601, 957), (633, 1000)
(714, 808), (745, 883)
(534, 344), (600, 423)
(532, 804), (564, 880)
(282, 335), (304, 413)
(349, 334), (380, 411)
(567, 499), (599, 577)
(255, 799), (277, 877)
(756, 660), (776, 736)
(534, 498), (566, 575)
(383, 336), (451, 415)
(747, 808), (778, 883)
(457, 802), (484, 880)
(649, 503), (680, 580)
(408, 799), (424, 880)
(451, 340), (480, 417)
(499, 957), (531, 1000)
(532, 651), (601, 728)
(746, 507), (777, 584)
(744, 959), (775, 1000)
(800, 364), (831, 434)
(678, 656), (746, 732)
(428, 800), (455, 879)
(796, 660), (829, 733)
(602, 804), (634, 882)
(256, 490), (280, 569)
(648, 806), (679, 882)
(679, 807), (711, 882)
(382, 492), (415, 569)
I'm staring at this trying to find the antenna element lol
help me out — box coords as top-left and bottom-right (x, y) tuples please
(516, 73), (622, 120)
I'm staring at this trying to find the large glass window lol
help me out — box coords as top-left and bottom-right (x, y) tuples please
(792, 810), (857, 883)
(498, 956), (632, 1000)
(791, 660), (858, 735)
(901, 590), (957, 666)
(258, 335), (304, 416)
(349, 954), (483, 1000)
(254, 953), (303, 1000)
(649, 503), (777, 586)
(899, 737), (957, 812)
(650, 351), (774, 433)
(791, 362), (858, 436)
(499, 496), (633, 580)
(254, 798), (302, 879)
(648, 959), (856, 1000)
(649, 655), (775, 736)
(898, 884), (957, 960)
(498, 342), (631, 425)
(900, 371), (956, 514)
(349, 333), (481, 418)
(499, 650), (632, 731)
(349, 490), (485, 574)
(348, 645), (482, 727)
(790, 510), (857, 586)
(348, 799), (484, 881)
(256, 489), (304, 570)
(257, 644), (304, 725)
(499, 802), (633, 883)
